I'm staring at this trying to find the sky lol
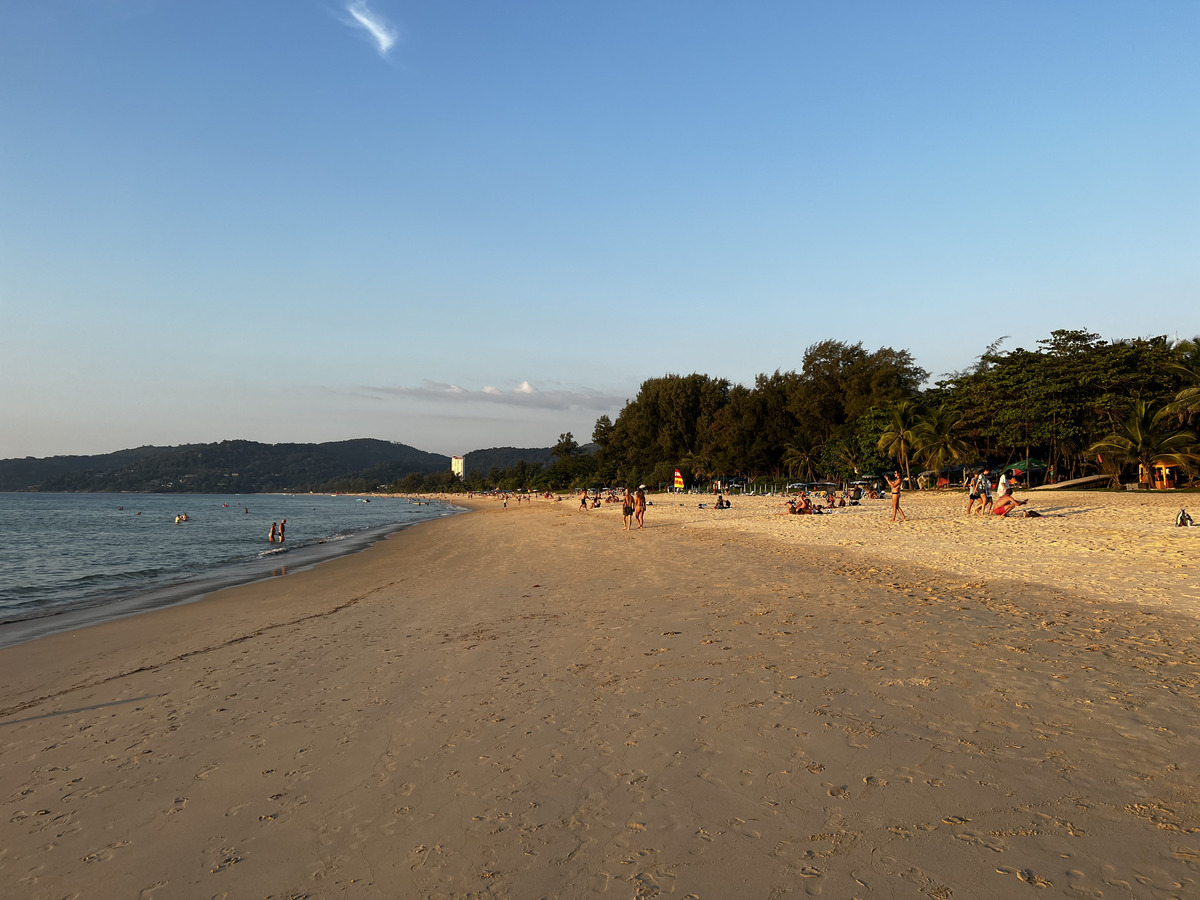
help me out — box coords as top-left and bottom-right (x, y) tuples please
(2, 1), (1197, 459)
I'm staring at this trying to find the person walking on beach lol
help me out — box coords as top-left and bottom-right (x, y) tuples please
(622, 488), (634, 531)
(269, 522), (278, 543)
(966, 470), (983, 515)
(278, 519), (286, 543)
(977, 467), (994, 515)
(634, 487), (647, 529)
(886, 471), (907, 523)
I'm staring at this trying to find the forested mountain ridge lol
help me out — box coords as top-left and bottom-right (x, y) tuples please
(0, 439), (451, 493)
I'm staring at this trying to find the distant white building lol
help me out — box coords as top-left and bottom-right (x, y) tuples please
(451, 456), (465, 479)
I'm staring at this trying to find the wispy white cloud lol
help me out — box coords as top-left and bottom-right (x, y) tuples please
(362, 380), (624, 412)
(344, 0), (397, 56)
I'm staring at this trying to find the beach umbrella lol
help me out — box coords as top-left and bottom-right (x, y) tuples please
(1005, 458), (1047, 475)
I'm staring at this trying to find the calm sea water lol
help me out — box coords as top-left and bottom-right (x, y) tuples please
(0, 492), (460, 647)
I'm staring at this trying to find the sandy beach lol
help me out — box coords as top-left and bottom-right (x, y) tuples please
(2, 490), (1198, 899)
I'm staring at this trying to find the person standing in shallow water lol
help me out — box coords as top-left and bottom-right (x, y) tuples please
(886, 471), (907, 523)
(278, 519), (286, 543)
(269, 522), (278, 543)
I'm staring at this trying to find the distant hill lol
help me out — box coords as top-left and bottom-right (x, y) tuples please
(0, 439), (450, 493)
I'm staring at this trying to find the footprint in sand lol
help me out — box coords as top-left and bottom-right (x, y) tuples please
(633, 869), (677, 897)
(995, 864), (1053, 887)
(955, 830), (1007, 853)
(209, 852), (243, 874)
(83, 840), (130, 863)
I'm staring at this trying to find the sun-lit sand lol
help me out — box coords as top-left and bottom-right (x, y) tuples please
(1, 489), (1197, 898)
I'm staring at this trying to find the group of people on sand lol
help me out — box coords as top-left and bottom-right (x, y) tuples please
(581, 469), (1041, 531)
(965, 467), (1034, 517)
(268, 519), (286, 543)
(580, 491), (604, 510)
(778, 489), (846, 516)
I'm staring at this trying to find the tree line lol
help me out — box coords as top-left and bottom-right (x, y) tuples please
(400, 330), (1199, 494)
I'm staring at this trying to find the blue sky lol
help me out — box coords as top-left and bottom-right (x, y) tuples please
(2, 1), (1197, 459)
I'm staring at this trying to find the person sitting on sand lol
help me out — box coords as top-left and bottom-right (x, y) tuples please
(992, 494), (1028, 516)
(795, 492), (813, 514)
(778, 499), (797, 515)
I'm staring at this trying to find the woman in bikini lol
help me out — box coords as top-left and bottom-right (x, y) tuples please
(886, 471), (907, 523)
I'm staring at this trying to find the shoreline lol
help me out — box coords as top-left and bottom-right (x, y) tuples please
(0, 496), (467, 650)
(1, 491), (1197, 897)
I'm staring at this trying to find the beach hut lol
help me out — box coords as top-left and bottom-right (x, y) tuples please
(1139, 463), (1182, 490)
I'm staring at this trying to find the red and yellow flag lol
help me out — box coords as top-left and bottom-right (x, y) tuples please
(674, 468), (684, 489)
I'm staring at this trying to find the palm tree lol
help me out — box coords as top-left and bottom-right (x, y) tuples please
(913, 405), (973, 483)
(1166, 337), (1200, 427)
(828, 439), (865, 480)
(1088, 401), (1198, 488)
(783, 440), (816, 483)
(877, 399), (923, 488)
(682, 453), (713, 489)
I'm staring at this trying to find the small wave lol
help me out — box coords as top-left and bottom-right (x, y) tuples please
(67, 565), (171, 586)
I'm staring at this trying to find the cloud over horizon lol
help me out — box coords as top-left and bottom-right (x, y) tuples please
(344, 0), (396, 56)
(363, 380), (625, 412)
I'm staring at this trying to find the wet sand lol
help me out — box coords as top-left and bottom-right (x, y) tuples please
(1, 490), (1197, 898)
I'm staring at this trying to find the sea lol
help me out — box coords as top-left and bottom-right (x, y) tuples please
(0, 492), (462, 649)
